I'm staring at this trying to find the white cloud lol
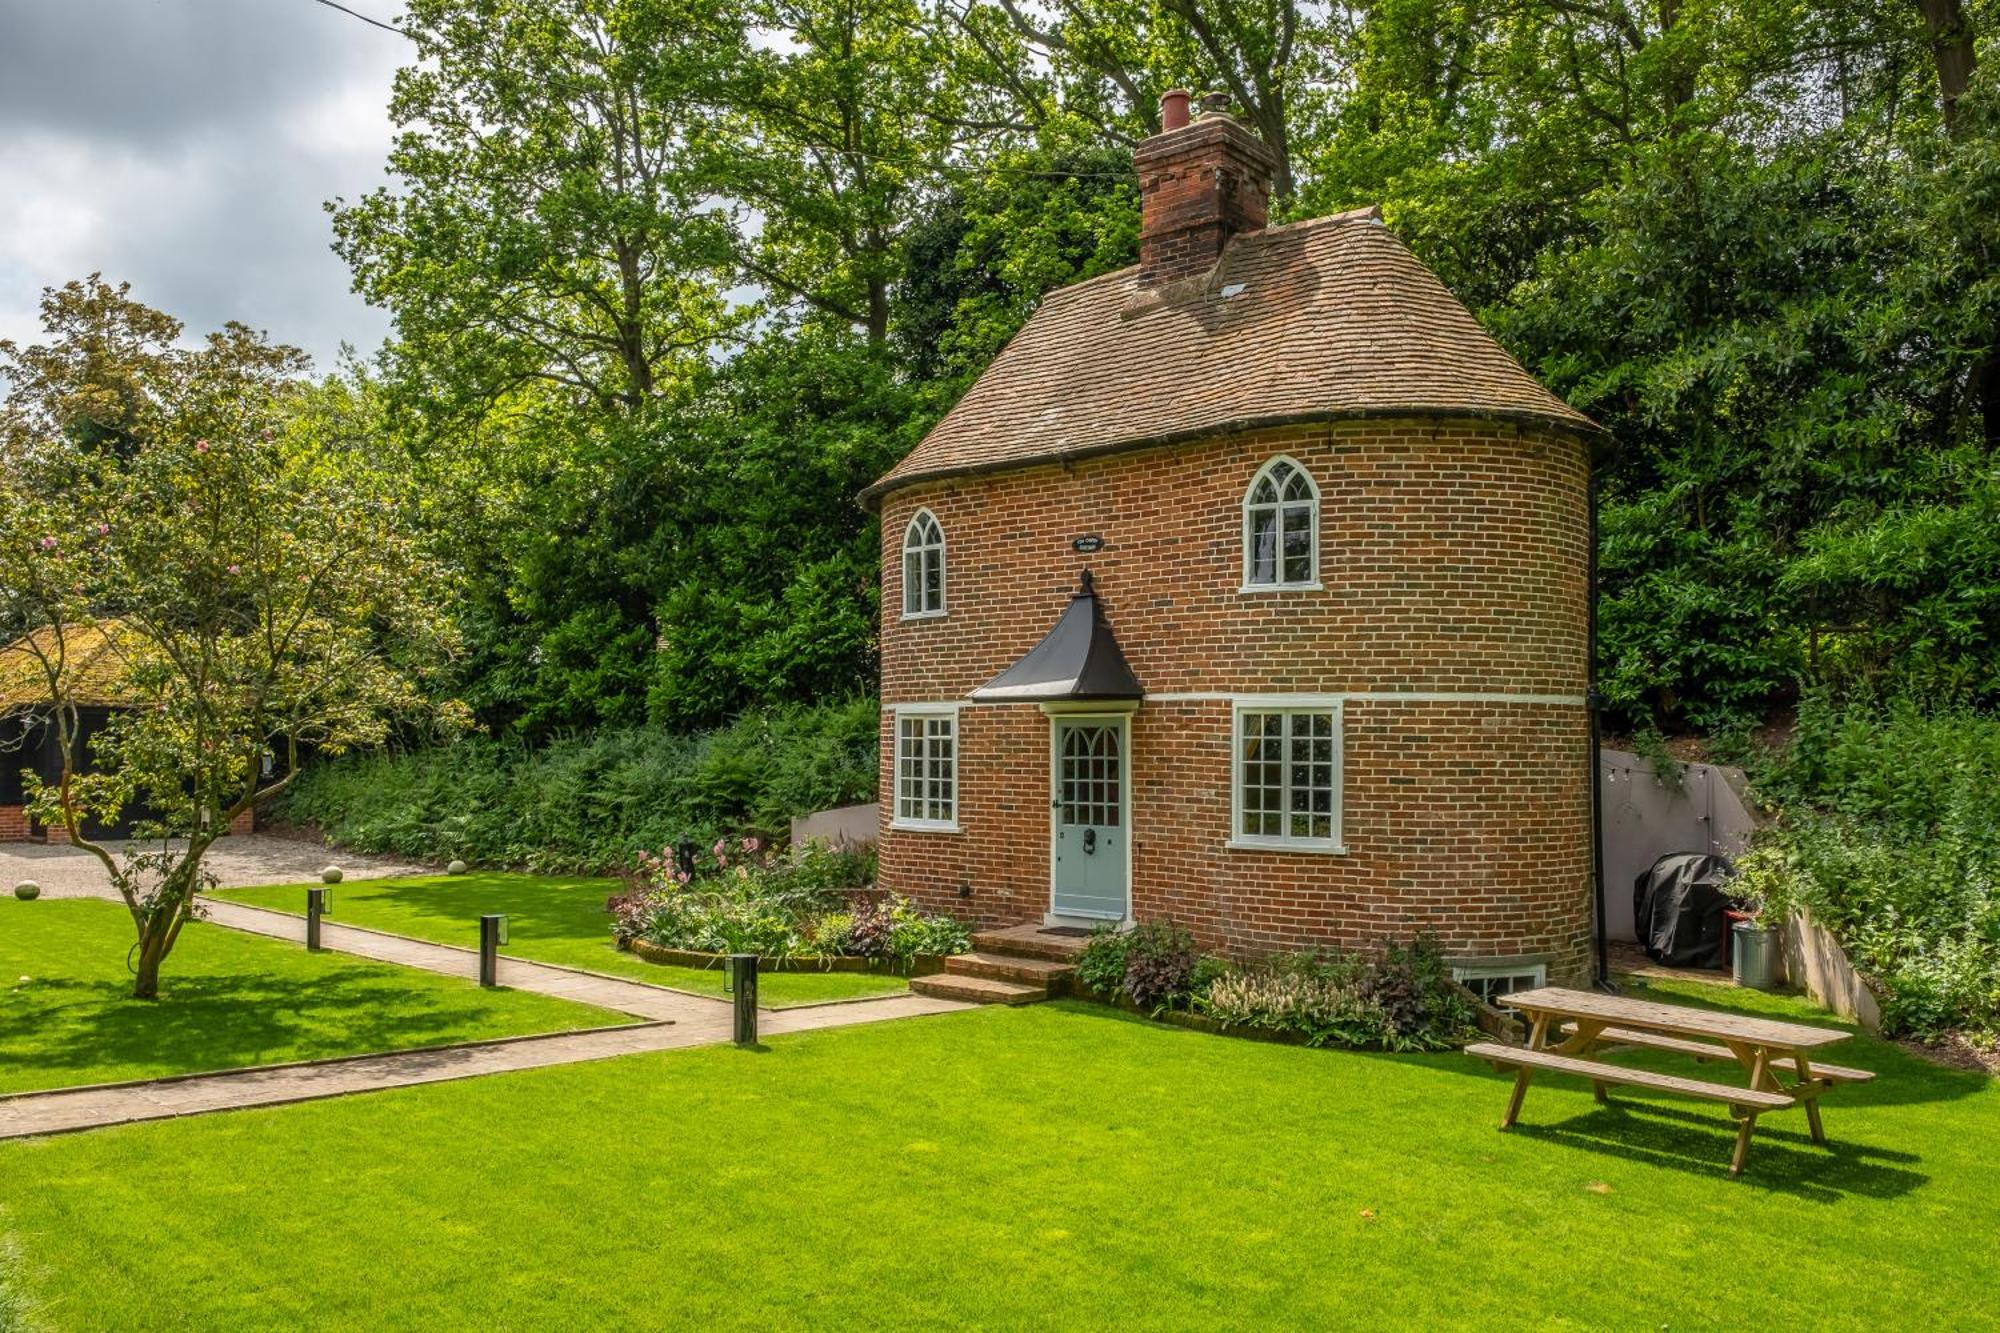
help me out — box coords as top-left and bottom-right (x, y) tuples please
(0, 0), (409, 369)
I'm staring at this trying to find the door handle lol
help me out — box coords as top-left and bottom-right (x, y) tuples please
(1082, 828), (1097, 854)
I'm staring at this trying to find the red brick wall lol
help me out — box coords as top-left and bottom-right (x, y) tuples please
(1134, 116), (1275, 288)
(876, 419), (1595, 981)
(0, 806), (26, 842)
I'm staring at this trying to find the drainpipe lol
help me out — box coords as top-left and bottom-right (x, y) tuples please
(1588, 457), (1611, 991)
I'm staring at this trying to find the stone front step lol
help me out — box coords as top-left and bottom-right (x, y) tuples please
(946, 951), (1076, 989)
(970, 923), (1097, 963)
(910, 972), (1046, 1006)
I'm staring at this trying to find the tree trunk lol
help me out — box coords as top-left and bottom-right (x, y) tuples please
(1917, 0), (1995, 446)
(1918, 0), (1977, 136)
(866, 275), (889, 345)
(127, 838), (213, 1000)
(131, 915), (174, 1000)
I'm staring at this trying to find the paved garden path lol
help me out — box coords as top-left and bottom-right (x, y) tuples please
(197, 895), (716, 1021)
(3, 833), (429, 900)
(1, 837), (968, 1139)
(0, 993), (964, 1140)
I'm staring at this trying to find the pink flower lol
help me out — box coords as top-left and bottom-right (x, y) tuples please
(95, 524), (110, 537)
(260, 427), (274, 441)
(38, 536), (56, 550)
(741, 836), (761, 854)
(195, 439), (210, 454)
(675, 870), (691, 885)
(227, 564), (240, 575)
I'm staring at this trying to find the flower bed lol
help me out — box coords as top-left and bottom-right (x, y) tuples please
(620, 936), (949, 976)
(609, 837), (970, 973)
(1073, 924), (1482, 1052)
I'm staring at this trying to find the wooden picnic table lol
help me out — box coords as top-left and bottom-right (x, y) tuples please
(1465, 986), (1873, 1176)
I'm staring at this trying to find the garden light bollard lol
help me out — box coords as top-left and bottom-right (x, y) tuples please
(728, 953), (758, 1046)
(306, 886), (330, 951)
(479, 914), (508, 987)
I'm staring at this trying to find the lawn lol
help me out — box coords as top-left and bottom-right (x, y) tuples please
(0, 899), (622, 1094)
(209, 872), (912, 1007)
(1, 980), (1992, 1329)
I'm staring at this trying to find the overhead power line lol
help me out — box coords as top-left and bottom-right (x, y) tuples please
(310, 0), (406, 37)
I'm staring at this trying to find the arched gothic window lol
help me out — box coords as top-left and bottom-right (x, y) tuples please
(902, 509), (946, 616)
(1242, 457), (1319, 588)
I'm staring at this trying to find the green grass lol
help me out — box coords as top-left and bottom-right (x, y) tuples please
(0, 899), (622, 1095)
(209, 872), (911, 1007)
(1, 982), (1991, 1329)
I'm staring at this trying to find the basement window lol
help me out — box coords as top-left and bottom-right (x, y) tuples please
(1452, 964), (1547, 1006)
(893, 708), (958, 831)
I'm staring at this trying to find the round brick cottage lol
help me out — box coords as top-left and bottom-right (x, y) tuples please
(863, 101), (1603, 990)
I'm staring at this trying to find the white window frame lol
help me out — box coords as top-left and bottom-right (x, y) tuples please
(901, 508), (947, 620)
(891, 705), (960, 832)
(1451, 963), (1547, 1006)
(1240, 455), (1322, 592)
(1228, 696), (1345, 853)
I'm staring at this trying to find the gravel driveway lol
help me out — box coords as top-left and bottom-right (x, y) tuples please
(1, 835), (430, 901)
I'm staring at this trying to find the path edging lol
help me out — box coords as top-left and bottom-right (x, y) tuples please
(0, 1019), (672, 1107)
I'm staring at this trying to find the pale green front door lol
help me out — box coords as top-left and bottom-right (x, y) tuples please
(1052, 719), (1128, 920)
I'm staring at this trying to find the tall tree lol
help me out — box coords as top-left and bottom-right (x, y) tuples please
(699, 0), (958, 341)
(330, 0), (742, 420)
(0, 281), (462, 998)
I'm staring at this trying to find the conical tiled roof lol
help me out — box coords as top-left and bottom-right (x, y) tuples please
(863, 207), (1597, 505)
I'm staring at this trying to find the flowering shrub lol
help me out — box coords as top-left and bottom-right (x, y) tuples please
(841, 895), (971, 966)
(610, 837), (963, 970)
(1075, 922), (1221, 1012)
(1195, 935), (1478, 1052)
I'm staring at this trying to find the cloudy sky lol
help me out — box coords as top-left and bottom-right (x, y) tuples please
(0, 0), (410, 370)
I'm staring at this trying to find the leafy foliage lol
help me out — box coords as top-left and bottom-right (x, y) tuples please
(277, 698), (878, 872)
(1744, 700), (2000, 1041)
(1196, 935), (1479, 1051)
(1118, 922), (1202, 1010)
(1074, 925), (1131, 996)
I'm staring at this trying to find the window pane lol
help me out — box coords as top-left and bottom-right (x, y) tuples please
(923, 550), (943, 610)
(1282, 505), (1313, 584)
(1248, 508), (1277, 584)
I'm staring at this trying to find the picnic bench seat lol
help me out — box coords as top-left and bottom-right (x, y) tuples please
(1557, 1023), (1877, 1084)
(1466, 1043), (1794, 1113)
(1467, 1040), (1795, 1175)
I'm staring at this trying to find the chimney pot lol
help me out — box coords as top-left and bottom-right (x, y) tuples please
(1199, 91), (1231, 115)
(1160, 88), (1191, 131)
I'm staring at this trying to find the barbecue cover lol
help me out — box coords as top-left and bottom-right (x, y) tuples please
(1632, 852), (1736, 968)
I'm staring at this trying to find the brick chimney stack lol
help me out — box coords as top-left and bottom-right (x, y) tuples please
(1133, 91), (1277, 288)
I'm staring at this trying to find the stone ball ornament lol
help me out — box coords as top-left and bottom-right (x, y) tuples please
(321, 865), (344, 885)
(13, 881), (39, 901)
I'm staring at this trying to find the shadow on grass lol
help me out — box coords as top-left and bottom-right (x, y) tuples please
(0, 970), (551, 1090)
(1509, 1100), (1927, 1201)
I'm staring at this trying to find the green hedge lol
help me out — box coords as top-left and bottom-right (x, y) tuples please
(277, 699), (878, 873)
(1745, 700), (2000, 1041)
